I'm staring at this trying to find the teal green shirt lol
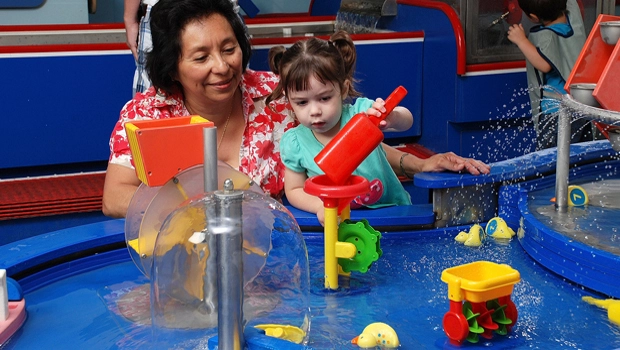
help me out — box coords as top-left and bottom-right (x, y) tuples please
(281, 97), (411, 208)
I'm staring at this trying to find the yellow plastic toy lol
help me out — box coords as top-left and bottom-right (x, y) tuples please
(441, 261), (520, 345)
(454, 224), (484, 247)
(582, 296), (620, 326)
(485, 217), (515, 240)
(567, 185), (589, 206)
(351, 322), (400, 348)
(304, 175), (380, 290)
(550, 184), (589, 206)
(254, 324), (306, 344)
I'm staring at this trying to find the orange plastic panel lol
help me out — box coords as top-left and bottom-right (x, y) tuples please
(593, 40), (620, 111)
(565, 15), (620, 93)
(125, 116), (214, 187)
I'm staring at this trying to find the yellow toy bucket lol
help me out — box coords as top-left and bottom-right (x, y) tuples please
(441, 261), (520, 303)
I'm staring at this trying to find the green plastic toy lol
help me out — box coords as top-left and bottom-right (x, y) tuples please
(337, 219), (382, 273)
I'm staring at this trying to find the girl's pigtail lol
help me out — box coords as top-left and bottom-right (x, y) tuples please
(266, 45), (287, 108)
(330, 30), (361, 98)
(268, 45), (286, 74)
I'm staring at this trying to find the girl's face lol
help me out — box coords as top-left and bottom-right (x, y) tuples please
(176, 13), (243, 106)
(287, 75), (345, 138)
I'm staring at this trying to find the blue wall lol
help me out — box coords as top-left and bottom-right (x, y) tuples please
(1, 53), (134, 170)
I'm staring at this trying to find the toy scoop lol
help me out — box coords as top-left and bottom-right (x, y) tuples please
(254, 324), (306, 344)
(454, 224), (484, 247)
(485, 217), (515, 240)
(315, 86), (408, 185)
(582, 296), (620, 326)
(351, 322), (400, 348)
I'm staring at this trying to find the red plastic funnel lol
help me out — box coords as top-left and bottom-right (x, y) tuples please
(314, 86), (408, 185)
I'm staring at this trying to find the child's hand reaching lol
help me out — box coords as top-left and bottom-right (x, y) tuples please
(507, 24), (527, 46)
(366, 98), (390, 129)
(366, 97), (413, 132)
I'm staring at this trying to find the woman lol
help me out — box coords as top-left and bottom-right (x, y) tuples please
(102, 0), (489, 218)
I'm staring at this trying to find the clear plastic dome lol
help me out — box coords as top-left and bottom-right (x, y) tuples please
(125, 162), (262, 277)
(149, 188), (310, 345)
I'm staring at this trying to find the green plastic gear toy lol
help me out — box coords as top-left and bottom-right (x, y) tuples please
(463, 302), (484, 343)
(487, 299), (512, 335)
(337, 219), (382, 273)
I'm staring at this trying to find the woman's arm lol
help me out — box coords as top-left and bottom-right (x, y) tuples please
(382, 144), (491, 177)
(102, 163), (142, 218)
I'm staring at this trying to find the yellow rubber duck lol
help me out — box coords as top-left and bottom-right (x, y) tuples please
(351, 322), (399, 348)
(485, 217), (515, 239)
(454, 224), (484, 247)
(582, 296), (620, 326)
(254, 324), (306, 344)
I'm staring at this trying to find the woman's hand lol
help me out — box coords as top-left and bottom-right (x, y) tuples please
(420, 152), (490, 175)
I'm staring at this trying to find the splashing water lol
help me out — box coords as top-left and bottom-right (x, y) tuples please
(471, 84), (614, 163)
(335, 1), (384, 34)
(335, 11), (379, 34)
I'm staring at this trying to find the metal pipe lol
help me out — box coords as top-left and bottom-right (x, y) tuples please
(562, 95), (620, 125)
(203, 127), (219, 325)
(203, 127), (244, 348)
(214, 179), (244, 350)
(203, 127), (218, 192)
(555, 110), (571, 212)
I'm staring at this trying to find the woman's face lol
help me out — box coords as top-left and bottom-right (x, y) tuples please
(176, 13), (243, 105)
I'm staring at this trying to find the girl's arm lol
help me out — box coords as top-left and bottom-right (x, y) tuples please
(284, 167), (327, 225)
(507, 24), (552, 73)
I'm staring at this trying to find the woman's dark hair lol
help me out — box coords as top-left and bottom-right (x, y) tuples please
(518, 0), (567, 23)
(266, 30), (361, 107)
(147, 0), (251, 95)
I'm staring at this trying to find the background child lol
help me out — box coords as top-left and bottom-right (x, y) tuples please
(266, 30), (413, 225)
(507, 0), (592, 150)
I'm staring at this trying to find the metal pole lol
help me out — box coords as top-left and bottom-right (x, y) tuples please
(203, 127), (219, 321)
(214, 179), (244, 350)
(555, 110), (571, 212)
(203, 127), (244, 348)
(203, 127), (218, 192)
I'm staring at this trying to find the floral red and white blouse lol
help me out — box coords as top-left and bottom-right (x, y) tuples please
(109, 69), (297, 199)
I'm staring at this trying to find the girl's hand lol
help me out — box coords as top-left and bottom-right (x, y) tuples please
(366, 98), (390, 129)
(317, 209), (325, 227)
